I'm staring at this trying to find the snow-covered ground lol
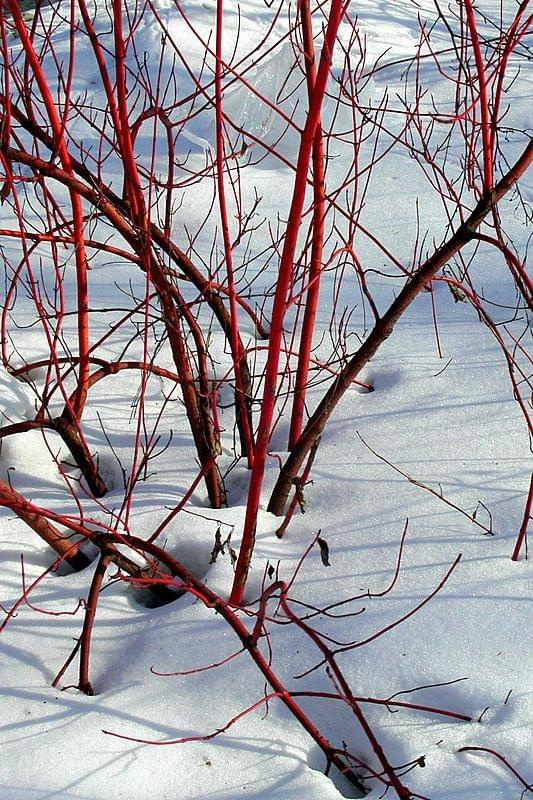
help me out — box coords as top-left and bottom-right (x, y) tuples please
(0, 1), (531, 798)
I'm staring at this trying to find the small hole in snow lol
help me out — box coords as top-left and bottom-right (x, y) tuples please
(131, 538), (212, 609)
(52, 542), (100, 577)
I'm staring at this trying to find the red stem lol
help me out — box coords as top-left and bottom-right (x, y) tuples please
(511, 473), (532, 561)
(111, 0), (145, 225)
(275, 437), (320, 539)
(473, 232), (532, 306)
(6, 0), (91, 419)
(103, 534), (368, 796)
(456, 746), (532, 792)
(463, 0), (493, 192)
(491, 3), (531, 153)
(230, 0), (346, 606)
(0, 477), (89, 570)
(268, 141), (533, 516)
(288, 0), (326, 451)
(279, 585), (413, 799)
(291, 690), (471, 722)
(78, 554), (110, 695)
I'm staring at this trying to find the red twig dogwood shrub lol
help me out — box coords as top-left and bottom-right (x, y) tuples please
(0, 0), (531, 797)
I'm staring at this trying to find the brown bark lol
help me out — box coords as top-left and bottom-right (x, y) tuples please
(268, 141), (533, 515)
(0, 478), (90, 571)
(0, 479), (179, 602)
(54, 415), (108, 498)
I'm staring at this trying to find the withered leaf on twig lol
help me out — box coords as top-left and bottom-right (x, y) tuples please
(316, 536), (330, 567)
(209, 525), (224, 564)
(210, 524), (238, 565)
(447, 282), (467, 303)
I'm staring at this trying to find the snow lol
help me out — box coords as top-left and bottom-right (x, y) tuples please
(0, 1), (531, 799)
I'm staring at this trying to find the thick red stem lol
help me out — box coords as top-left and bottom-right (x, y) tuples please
(6, 0), (91, 418)
(464, 0), (493, 192)
(288, 0), (326, 451)
(230, 0), (345, 605)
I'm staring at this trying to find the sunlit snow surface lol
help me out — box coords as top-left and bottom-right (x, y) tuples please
(0, 1), (531, 799)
